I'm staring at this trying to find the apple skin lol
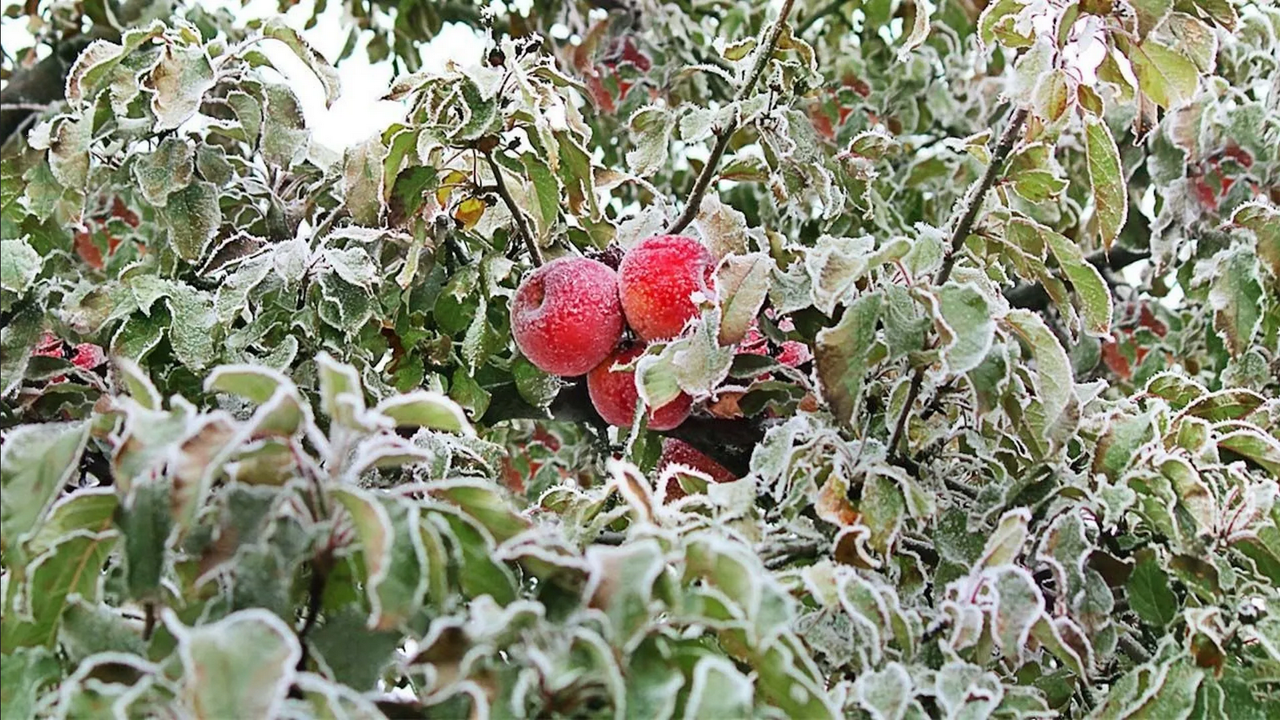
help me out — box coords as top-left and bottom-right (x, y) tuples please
(511, 257), (625, 377)
(587, 344), (691, 430)
(658, 438), (737, 499)
(618, 235), (716, 342)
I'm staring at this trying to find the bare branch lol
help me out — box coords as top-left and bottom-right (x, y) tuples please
(888, 107), (1029, 460)
(484, 151), (544, 266)
(665, 0), (799, 236)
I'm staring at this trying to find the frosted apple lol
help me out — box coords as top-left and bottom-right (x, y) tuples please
(511, 257), (625, 376)
(586, 344), (691, 430)
(618, 235), (716, 341)
(658, 438), (737, 499)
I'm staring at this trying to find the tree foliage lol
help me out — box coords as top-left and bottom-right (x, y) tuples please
(1, 0), (1279, 717)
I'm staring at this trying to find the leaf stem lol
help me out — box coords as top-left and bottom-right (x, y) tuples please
(484, 151), (543, 266)
(665, 0), (798, 235)
(887, 107), (1028, 460)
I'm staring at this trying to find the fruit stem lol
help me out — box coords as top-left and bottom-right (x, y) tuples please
(665, 0), (798, 236)
(887, 106), (1029, 461)
(484, 150), (544, 266)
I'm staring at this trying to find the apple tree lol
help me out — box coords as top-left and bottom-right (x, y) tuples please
(1, 0), (1278, 717)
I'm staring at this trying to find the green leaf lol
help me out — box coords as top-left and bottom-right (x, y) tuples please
(1019, 217), (1113, 336)
(896, 0), (932, 61)
(584, 538), (667, 650)
(0, 646), (60, 720)
(717, 253), (774, 345)
(260, 16), (341, 107)
(1094, 411), (1155, 481)
(309, 609), (403, 691)
(116, 478), (172, 602)
(316, 352), (366, 428)
(132, 136), (194, 207)
(261, 83), (309, 168)
(0, 421), (90, 548)
(0, 238), (43, 296)
(815, 292), (882, 426)
(149, 43), (216, 131)
(165, 284), (219, 369)
(934, 283), (995, 375)
(1218, 428), (1280, 475)
(342, 136), (387, 226)
(1084, 117), (1127, 254)
(59, 598), (148, 663)
(374, 391), (474, 435)
(683, 656), (755, 719)
(626, 106), (676, 177)
(1127, 551), (1178, 626)
(1232, 201), (1279, 280)
(168, 609), (302, 719)
(333, 488), (427, 630)
(1126, 41), (1199, 109)
(427, 480), (530, 544)
(521, 154), (560, 241)
(1209, 249), (1263, 356)
(2, 529), (118, 649)
(1130, 0), (1173, 38)
(1003, 309), (1073, 427)
(511, 356), (559, 409)
(163, 181), (222, 262)
(204, 364), (293, 405)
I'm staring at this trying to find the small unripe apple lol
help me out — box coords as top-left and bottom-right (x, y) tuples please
(587, 344), (691, 430)
(618, 235), (716, 341)
(511, 257), (625, 377)
(658, 438), (738, 499)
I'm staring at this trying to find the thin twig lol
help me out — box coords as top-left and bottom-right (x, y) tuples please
(665, 0), (798, 235)
(888, 107), (1029, 460)
(0, 102), (53, 113)
(484, 151), (543, 266)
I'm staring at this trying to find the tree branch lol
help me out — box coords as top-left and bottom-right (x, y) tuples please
(888, 107), (1029, 460)
(484, 151), (543, 266)
(482, 380), (764, 477)
(665, 0), (798, 236)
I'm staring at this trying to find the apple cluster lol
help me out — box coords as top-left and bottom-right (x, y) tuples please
(511, 234), (714, 432)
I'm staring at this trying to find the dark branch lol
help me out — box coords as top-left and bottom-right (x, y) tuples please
(484, 151), (543, 266)
(665, 0), (798, 236)
(888, 107), (1029, 460)
(482, 380), (763, 477)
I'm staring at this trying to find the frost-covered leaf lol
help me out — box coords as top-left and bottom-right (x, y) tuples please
(717, 253), (774, 345)
(1084, 117), (1127, 254)
(149, 43), (215, 132)
(343, 136), (387, 226)
(0, 238), (42, 296)
(132, 136), (194, 207)
(168, 609), (301, 719)
(1126, 41), (1199, 109)
(1208, 249), (1263, 357)
(626, 106), (676, 177)
(260, 17), (341, 107)
(1128, 550), (1178, 626)
(816, 292), (882, 426)
(933, 283), (995, 375)
(0, 422), (89, 546)
(1003, 309), (1073, 427)
(163, 181), (221, 262)
(375, 391), (473, 435)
